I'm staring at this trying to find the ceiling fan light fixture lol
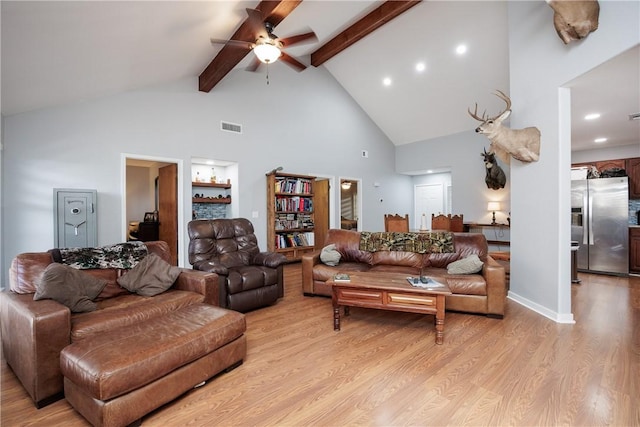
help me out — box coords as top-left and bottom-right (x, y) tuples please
(253, 39), (281, 64)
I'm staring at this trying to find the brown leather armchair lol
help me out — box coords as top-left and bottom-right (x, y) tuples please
(188, 218), (288, 312)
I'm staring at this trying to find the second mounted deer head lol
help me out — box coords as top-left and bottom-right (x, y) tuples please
(481, 148), (506, 190)
(546, 0), (600, 44)
(468, 90), (541, 165)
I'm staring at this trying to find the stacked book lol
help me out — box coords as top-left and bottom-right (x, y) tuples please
(275, 232), (315, 249)
(274, 178), (313, 194)
(274, 196), (313, 212)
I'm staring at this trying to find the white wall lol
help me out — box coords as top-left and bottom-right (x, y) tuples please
(572, 144), (639, 164)
(126, 165), (154, 224)
(397, 1), (639, 321)
(507, 0), (639, 321)
(1, 66), (412, 284)
(397, 130), (511, 224)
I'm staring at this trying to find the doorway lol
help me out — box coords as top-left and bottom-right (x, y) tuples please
(339, 178), (361, 231)
(122, 154), (184, 266)
(413, 171), (451, 231)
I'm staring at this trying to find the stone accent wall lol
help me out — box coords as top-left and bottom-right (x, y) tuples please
(193, 203), (227, 220)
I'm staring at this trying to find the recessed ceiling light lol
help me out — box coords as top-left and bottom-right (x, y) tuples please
(383, 77), (392, 86)
(594, 137), (607, 143)
(415, 62), (426, 72)
(455, 44), (467, 55)
(584, 113), (600, 120)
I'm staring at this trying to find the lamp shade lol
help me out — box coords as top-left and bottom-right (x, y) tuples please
(253, 40), (281, 64)
(487, 201), (501, 212)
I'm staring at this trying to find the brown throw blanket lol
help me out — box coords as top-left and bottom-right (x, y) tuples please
(49, 241), (148, 269)
(359, 231), (454, 254)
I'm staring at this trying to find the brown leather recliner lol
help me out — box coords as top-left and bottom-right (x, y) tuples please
(188, 218), (288, 312)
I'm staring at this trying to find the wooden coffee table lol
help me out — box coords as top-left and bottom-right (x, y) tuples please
(330, 272), (452, 344)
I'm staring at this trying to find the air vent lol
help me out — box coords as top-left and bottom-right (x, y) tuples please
(629, 112), (640, 121)
(221, 121), (242, 134)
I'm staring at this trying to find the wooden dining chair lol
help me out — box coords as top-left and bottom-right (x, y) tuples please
(431, 213), (451, 231)
(450, 214), (464, 232)
(384, 214), (409, 232)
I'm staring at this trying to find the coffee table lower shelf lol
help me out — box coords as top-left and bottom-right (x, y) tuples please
(330, 275), (451, 345)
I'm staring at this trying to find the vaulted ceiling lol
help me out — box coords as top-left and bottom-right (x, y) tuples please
(2, 1), (638, 151)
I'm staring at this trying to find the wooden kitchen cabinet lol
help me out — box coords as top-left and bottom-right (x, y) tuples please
(571, 161), (592, 169)
(630, 228), (640, 273)
(596, 159), (626, 172)
(626, 157), (640, 198)
(571, 159), (626, 173)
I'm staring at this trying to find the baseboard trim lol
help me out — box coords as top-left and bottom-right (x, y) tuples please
(507, 292), (575, 324)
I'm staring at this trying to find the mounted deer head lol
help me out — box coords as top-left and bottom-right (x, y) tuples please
(481, 148), (506, 190)
(468, 90), (541, 165)
(546, 0), (599, 44)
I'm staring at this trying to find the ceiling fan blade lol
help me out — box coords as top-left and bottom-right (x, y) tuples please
(279, 31), (318, 48)
(210, 38), (253, 50)
(245, 56), (262, 72)
(279, 52), (307, 72)
(245, 8), (268, 40)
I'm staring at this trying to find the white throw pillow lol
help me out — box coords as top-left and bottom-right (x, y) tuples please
(447, 254), (484, 275)
(320, 244), (341, 266)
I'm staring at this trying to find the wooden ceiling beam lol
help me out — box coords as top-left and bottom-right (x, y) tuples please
(310, 1), (421, 68)
(199, 0), (303, 93)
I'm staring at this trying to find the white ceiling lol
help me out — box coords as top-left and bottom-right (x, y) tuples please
(567, 44), (640, 151)
(2, 1), (638, 152)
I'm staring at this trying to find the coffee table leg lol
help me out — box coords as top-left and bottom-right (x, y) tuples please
(435, 295), (446, 344)
(435, 317), (444, 345)
(333, 305), (341, 331)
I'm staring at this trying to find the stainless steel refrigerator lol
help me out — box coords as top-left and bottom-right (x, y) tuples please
(571, 176), (629, 275)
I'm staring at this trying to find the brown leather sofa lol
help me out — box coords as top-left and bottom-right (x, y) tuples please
(0, 241), (222, 408)
(188, 218), (288, 312)
(301, 229), (506, 318)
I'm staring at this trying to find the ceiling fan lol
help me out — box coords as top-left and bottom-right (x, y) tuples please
(210, 8), (318, 73)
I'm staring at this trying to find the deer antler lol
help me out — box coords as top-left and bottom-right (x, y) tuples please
(468, 90), (512, 122)
(493, 90), (512, 117)
(468, 103), (487, 122)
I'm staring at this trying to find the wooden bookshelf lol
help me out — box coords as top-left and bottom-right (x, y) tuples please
(266, 172), (316, 262)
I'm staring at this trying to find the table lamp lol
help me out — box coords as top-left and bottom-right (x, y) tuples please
(487, 201), (500, 225)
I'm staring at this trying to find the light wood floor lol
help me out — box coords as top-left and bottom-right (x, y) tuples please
(2, 266), (639, 426)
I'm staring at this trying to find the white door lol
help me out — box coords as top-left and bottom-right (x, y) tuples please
(414, 184), (444, 230)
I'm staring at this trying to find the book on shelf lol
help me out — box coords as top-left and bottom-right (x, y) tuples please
(274, 196), (313, 212)
(274, 177), (313, 194)
(274, 232), (314, 249)
(304, 231), (314, 246)
(406, 276), (445, 288)
(333, 273), (351, 282)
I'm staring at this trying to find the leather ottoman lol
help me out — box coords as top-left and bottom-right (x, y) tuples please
(60, 303), (246, 427)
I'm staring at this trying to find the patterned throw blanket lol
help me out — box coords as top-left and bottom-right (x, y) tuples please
(49, 241), (148, 269)
(359, 231), (454, 254)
